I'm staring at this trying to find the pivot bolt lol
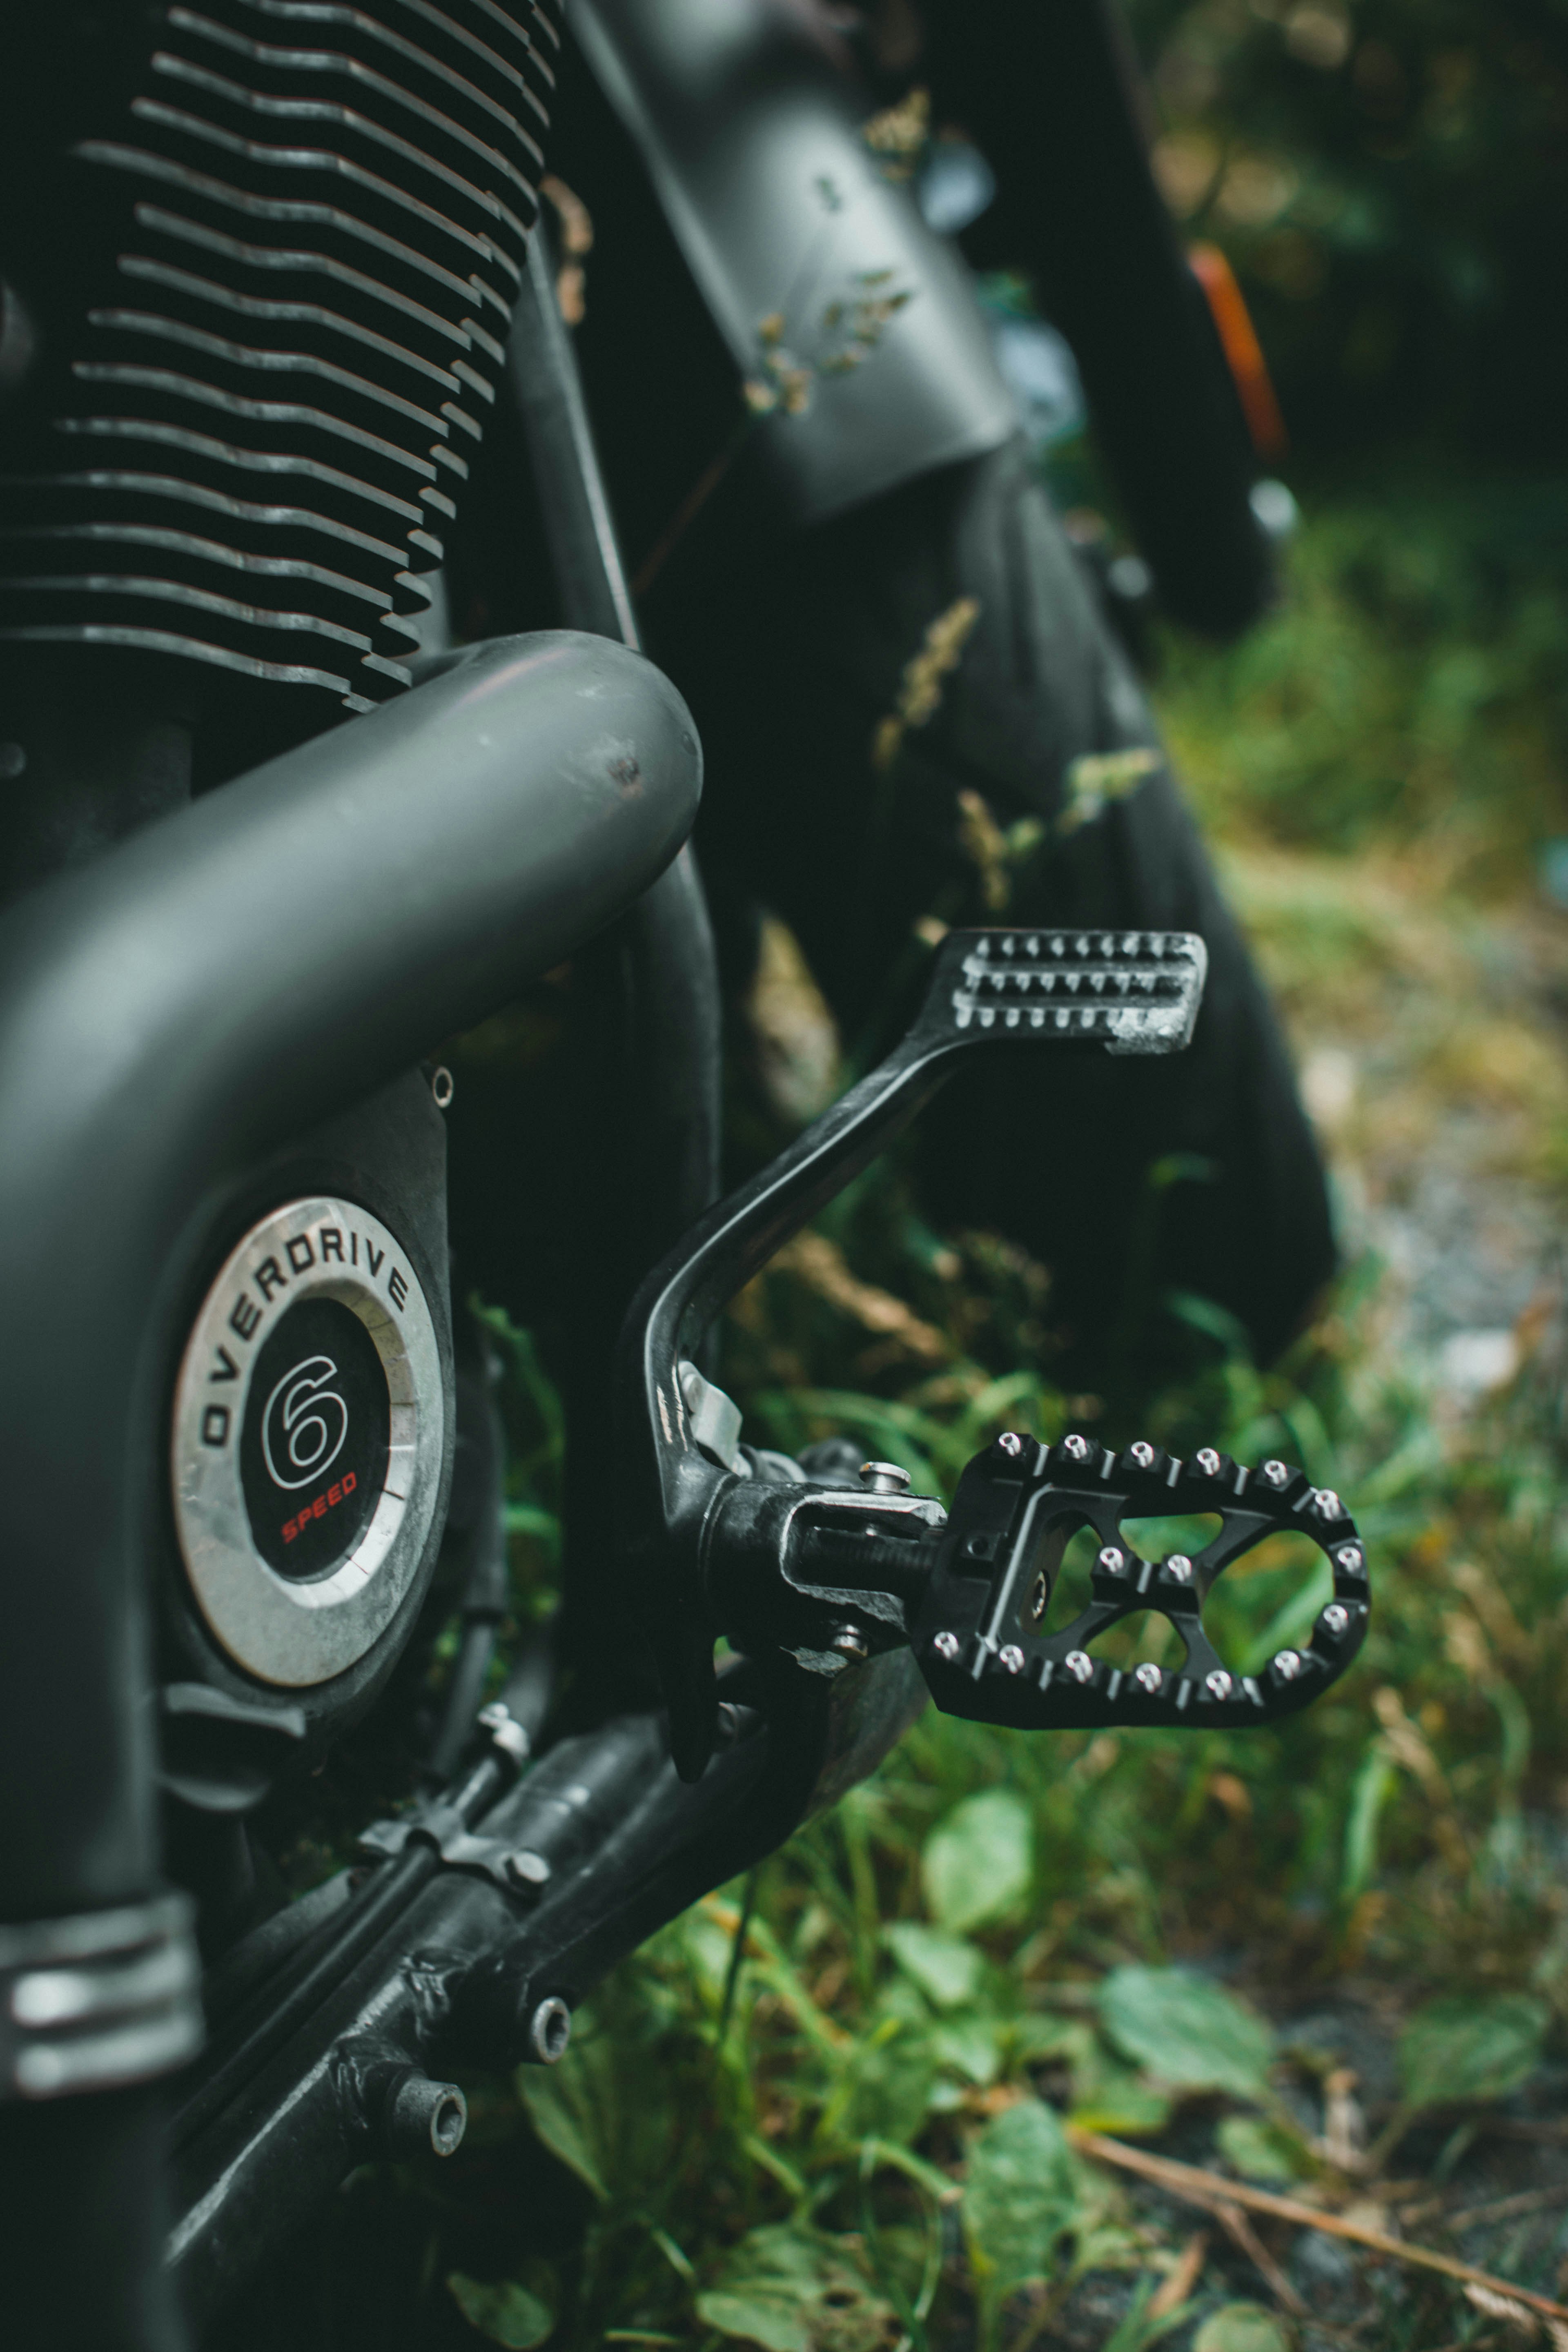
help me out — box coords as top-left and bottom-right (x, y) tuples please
(1165, 1554), (1193, 1584)
(503, 1848), (551, 1891)
(996, 1430), (1025, 1458)
(1064, 1650), (1094, 1683)
(1195, 1448), (1222, 1477)
(1134, 1662), (1163, 1693)
(861, 1461), (911, 1495)
(1321, 1603), (1350, 1637)
(1261, 1459), (1290, 1489)
(998, 1644), (1026, 1675)
(1062, 1434), (1091, 1463)
(1129, 1441), (1155, 1470)
(1097, 1546), (1127, 1576)
(933, 1631), (961, 1663)
(1205, 1670), (1234, 1700)
(526, 1996), (572, 2066)
(832, 1624), (870, 1660)
(1311, 1488), (1344, 1521)
(1273, 1649), (1303, 1680)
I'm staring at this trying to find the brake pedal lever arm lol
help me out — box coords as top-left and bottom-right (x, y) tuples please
(615, 926), (1207, 1777)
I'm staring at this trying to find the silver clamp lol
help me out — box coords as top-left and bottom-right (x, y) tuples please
(1, 1891), (202, 2100)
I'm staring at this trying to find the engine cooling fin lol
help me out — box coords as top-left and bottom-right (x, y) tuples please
(0, 0), (560, 713)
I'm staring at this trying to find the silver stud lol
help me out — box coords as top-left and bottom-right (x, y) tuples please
(1097, 1546), (1127, 1575)
(1272, 1649), (1303, 1680)
(861, 1461), (912, 1494)
(504, 1849), (551, 1889)
(996, 1430), (1025, 1458)
(1134, 1662), (1163, 1693)
(832, 1625), (870, 1660)
(999, 1644), (1025, 1675)
(1129, 1441), (1156, 1470)
(1322, 1603), (1350, 1636)
(933, 1631), (961, 1663)
(1261, 1459), (1290, 1489)
(1311, 1488), (1343, 1520)
(1205, 1670), (1234, 1700)
(1062, 1434), (1091, 1462)
(1195, 1447), (1222, 1477)
(1334, 1544), (1365, 1575)
(1165, 1554), (1193, 1583)
(1064, 1650), (1094, 1683)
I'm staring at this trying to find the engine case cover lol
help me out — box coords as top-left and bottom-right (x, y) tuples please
(172, 1194), (445, 1688)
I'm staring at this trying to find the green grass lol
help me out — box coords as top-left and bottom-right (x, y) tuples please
(316, 479), (1568, 2351)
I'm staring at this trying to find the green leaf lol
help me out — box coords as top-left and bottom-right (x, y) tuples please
(962, 2097), (1082, 2305)
(883, 1920), (983, 2009)
(1397, 1991), (1549, 2113)
(1217, 2114), (1313, 2184)
(447, 2274), (555, 2348)
(695, 2225), (895, 2352)
(517, 2064), (610, 2201)
(1099, 1967), (1274, 2101)
(1192, 2303), (1293, 2352)
(1068, 2044), (1174, 2137)
(923, 1791), (1032, 1932)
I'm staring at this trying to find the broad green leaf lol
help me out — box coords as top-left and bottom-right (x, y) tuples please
(1397, 1991), (1548, 2113)
(923, 1790), (1032, 1932)
(1069, 2043), (1174, 2137)
(695, 2225), (894, 2352)
(883, 1920), (983, 2009)
(963, 2097), (1082, 2305)
(1193, 2303), (1292, 2352)
(1099, 1967), (1274, 2101)
(933, 2015), (1002, 2085)
(1217, 2114), (1313, 2183)
(447, 2274), (555, 2348)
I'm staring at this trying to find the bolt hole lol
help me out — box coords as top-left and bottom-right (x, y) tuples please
(430, 1064), (455, 1110)
(430, 2091), (467, 2156)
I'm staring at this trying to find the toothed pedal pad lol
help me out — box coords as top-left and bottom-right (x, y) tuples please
(917, 928), (1207, 1057)
(912, 1433), (1368, 1730)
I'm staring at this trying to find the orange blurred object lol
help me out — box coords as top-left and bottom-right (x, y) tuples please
(1188, 241), (1289, 461)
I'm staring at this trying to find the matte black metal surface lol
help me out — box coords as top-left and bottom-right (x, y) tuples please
(568, 0), (1016, 529)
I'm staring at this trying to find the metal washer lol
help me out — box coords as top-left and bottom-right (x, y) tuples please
(171, 1196), (444, 1687)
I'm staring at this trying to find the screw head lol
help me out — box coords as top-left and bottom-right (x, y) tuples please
(1312, 1488), (1343, 1521)
(1097, 1546), (1127, 1576)
(1261, 1459), (1290, 1489)
(1273, 1649), (1303, 1680)
(1129, 1440), (1156, 1470)
(832, 1624), (870, 1660)
(1322, 1603), (1350, 1636)
(1195, 1447), (1222, 1477)
(527, 1996), (572, 2066)
(861, 1460), (912, 1495)
(1334, 1544), (1365, 1575)
(1205, 1669), (1234, 1700)
(1062, 1433), (1091, 1463)
(1134, 1662), (1163, 1693)
(1064, 1650), (1094, 1684)
(996, 1430), (1025, 1458)
(504, 1849), (551, 1889)
(1165, 1554), (1193, 1584)
(933, 1630), (961, 1663)
(999, 1644), (1025, 1675)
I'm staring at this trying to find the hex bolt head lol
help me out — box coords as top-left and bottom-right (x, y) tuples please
(1261, 1459), (1290, 1489)
(1165, 1554), (1193, 1584)
(1205, 1670), (1234, 1700)
(1134, 1662), (1163, 1693)
(527, 1996), (572, 2066)
(1129, 1441), (1155, 1470)
(831, 1624), (870, 1661)
(1321, 1603), (1350, 1637)
(1311, 1488), (1343, 1521)
(1273, 1649), (1303, 1680)
(1195, 1448), (1222, 1477)
(860, 1461), (912, 1495)
(1097, 1546), (1127, 1576)
(1061, 1433), (1090, 1463)
(998, 1644), (1025, 1675)
(933, 1630), (961, 1663)
(1064, 1650), (1094, 1683)
(996, 1430), (1025, 1459)
(385, 2072), (468, 2158)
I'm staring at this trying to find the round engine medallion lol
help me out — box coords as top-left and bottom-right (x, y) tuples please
(171, 1197), (445, 1687)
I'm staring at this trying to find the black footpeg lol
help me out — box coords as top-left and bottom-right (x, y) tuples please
(910, 1432), (1368, 1729)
